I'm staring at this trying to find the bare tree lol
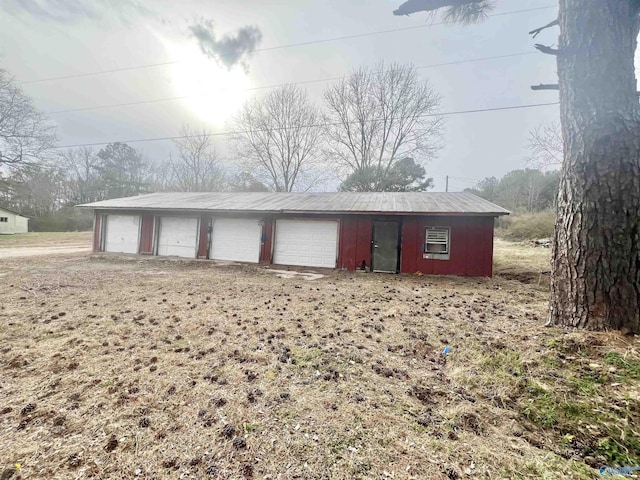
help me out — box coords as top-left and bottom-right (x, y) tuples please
(170, 125), (224, 192)
(227, 171), (269, 192)
(59, 147), (101, 203)
(149, 158), (174, 192)
(392, 0), (640, 332)
(0, 68), (57, 168)
(5, 163), (69, 216)
(324, 62), (442, 191)
(230, 85), (324, 192)
(526, 122), (562, 171)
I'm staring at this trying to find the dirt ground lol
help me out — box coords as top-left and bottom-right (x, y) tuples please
(1, 235), (638, 479)
(0, 232), (92, 247)
(0, 232), (92, 259)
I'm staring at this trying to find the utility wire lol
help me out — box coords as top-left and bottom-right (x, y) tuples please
(448, 177), (482, 185)
(52, 101), (559, 149)
(19, 5), (555, 85)
(448, 175), (483, 182)
(46, 51), (538, 115)
(431, 173), (481, 182)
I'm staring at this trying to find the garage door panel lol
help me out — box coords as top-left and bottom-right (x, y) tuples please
(274, 220), (338, 268)
(210, 218), (261, 263)
(105, 215), (140, 254)
(157, 216), (199, 258)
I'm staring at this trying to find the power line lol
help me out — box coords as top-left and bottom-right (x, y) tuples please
(448, 177), (481, 185)
(19, 5), (555, 85)
(448, 175), (483, 183)
(432, 173), (482, 183)
(52, 101), (559, 149)
(46, 51), (538, 115)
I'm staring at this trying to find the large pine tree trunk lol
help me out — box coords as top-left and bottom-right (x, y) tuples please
(550, 1), (640, 331)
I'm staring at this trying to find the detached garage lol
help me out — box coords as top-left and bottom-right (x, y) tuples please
(81, 191), (509, 277)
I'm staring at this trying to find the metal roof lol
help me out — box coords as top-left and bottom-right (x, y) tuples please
(0, 206), (29, 218)
(78, 192), (510, 216)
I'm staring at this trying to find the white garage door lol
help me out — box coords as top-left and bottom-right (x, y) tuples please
(210, 218), (262, 263)
(104, 214), (140, 254)
(274, 219), (338, 268)
(157, 216), (199, 258)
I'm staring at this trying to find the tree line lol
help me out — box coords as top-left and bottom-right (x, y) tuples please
(467, 168), (560, 214)
(0, 62), (446, 228)
(1, 60), (561, 228)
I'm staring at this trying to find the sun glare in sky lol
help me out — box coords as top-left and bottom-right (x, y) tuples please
(167, 42), (251, 126)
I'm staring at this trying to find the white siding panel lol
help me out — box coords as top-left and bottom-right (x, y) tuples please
(0, 213), (14, 234)
(273, 219), (338, 268)
(210, 218), (261, 263)
(105, 215), (140, 254)
(157, 216), (199, 258)
(14, 216), (29, 234)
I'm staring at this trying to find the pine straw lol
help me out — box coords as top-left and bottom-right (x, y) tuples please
(0, 248), (637, 480)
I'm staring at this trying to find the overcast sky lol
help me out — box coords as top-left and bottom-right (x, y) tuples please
(0, 0), (560, 191)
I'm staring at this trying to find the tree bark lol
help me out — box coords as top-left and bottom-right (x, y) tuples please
(550, 0), (640, 331)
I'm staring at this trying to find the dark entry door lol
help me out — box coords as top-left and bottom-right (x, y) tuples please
(372, 221), (400, 273)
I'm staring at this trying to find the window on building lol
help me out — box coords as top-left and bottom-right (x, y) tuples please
(424, 227), (450, 255)
(0, 217), (8, 223)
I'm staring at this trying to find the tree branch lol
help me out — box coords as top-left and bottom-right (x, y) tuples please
(534, 44), (560, 56)
(393, 0), (478, 16)
(529, 19), (559, 38)
(531, 84), (559, 91)
(531, 83), (640, 97)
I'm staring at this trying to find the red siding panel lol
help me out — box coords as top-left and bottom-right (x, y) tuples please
(465, 218), (482, 276)
(400, 216), (494, 277)
(198, 214), (211, 259)
(260, 217), (274, 263)
(338, 216), (358, 270)
(400, 217), (418, 273)
(338, 216), (371, 271)
(139, 214), (155, 254)
(468, 217), (494, 276)
(486, 219), (495, 277)
(444, 217), (468, 276)
(355, 217), (373, 270)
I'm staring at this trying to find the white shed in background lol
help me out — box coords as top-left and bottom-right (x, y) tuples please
(0, 207), (29, 234)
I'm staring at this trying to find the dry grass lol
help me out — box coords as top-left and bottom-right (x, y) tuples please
(0, 240), (638, 479)
(0, 231), (92, 247)
(494, 239), (551, 285)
